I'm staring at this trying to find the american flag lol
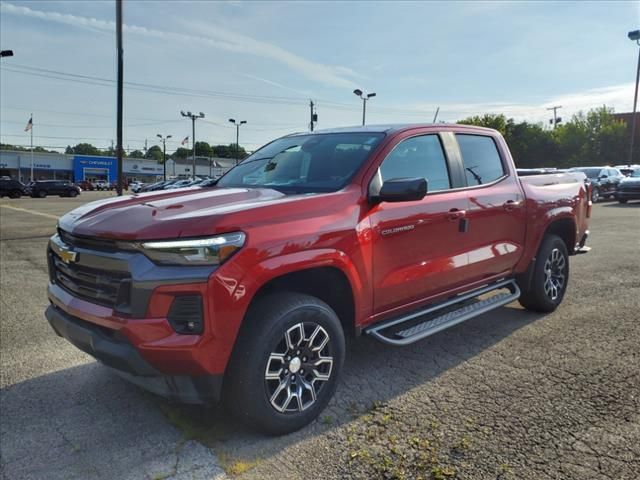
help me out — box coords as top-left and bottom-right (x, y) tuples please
(24, 116), (33, 132)
(181, 136), (189, 146)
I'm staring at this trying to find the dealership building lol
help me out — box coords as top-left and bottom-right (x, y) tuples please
(0, 150), (235, 183)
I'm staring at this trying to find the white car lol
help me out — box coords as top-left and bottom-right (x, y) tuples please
(130, 181), (144, 193)
(94, 180), (110, 191)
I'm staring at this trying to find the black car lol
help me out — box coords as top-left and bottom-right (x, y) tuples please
(0, 179), (29, 198)
(615, 169), (640, 203)
(30, 180), (81, 198)
(569, 167), (625, 202)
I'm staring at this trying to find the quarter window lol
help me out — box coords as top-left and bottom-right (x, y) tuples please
(379, 135), (451, 191)
(456, 134), (505, 186)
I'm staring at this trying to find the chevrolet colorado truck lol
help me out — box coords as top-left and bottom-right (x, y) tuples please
(45, 124), (591, 434)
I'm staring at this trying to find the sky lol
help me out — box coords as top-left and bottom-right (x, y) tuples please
(0, 0), (639, 154)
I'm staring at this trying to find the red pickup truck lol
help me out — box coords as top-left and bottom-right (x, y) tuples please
(46, 124), (590, 434)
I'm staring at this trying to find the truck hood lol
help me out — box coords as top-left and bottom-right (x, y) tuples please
(58, 187), (291, 240)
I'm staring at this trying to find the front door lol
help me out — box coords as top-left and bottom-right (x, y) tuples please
(368, 133), (470, 314)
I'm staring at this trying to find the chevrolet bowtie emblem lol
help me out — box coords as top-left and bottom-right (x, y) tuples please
(58, 247), (78, 264)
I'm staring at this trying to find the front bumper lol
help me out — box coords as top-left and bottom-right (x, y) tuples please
(46, 303), (222, 404)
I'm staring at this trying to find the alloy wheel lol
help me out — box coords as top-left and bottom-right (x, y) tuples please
(543, 248), (566, 301)
(264, 322), (334, 413)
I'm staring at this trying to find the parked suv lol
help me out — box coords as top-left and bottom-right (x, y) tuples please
(46, 125), (590, 434)
(569, 166), (624, 202)
(31, 180), (80, 198)
(0, 179), (29, 198)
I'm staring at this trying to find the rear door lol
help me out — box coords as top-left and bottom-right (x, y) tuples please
(453, 133), (527, 283)
(368, 132), (470, 314)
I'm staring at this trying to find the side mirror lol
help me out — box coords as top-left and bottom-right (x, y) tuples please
(375, 177), (427, 203)
(599, 175), (608, 179)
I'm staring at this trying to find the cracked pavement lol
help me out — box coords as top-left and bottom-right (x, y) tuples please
(1, 194), (639, 479)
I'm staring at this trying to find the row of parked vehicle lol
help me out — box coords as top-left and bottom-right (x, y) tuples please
(0, 179), (81, 198)
(517, 164), (640, 203)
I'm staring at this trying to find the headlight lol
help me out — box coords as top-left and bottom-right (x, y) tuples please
(138, 232), (246, 266)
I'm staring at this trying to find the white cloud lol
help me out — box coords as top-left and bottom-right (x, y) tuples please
(404, 83), (635, 123)
(0, 2), (360, 89)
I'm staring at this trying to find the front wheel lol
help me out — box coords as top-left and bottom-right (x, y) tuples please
(517, 234), (569, 313)
(618, 198), (628, 204)
(68, 190), (78, 198)
(9, 190), (22, 199)
(37, 190), (47, 198)
(591, 187), (600, 203)
(224, 292), (345, 435)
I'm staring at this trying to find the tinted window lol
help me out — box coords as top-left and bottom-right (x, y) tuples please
(379, 135), (451, 191)
(456, 134), (505, 186)
(217, 132), (384, 193)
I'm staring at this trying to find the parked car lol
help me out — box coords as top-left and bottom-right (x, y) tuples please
(77, 180), (94, 191)
(0, 178), (29, 198)
(615, 168), (640, 203)
(31, 180), (80, 198)
(45, 124), (590, 435)
(569, 166), (624, 202)
(165, 179), (196, 189)
(93, 180), (110, 191)
(129, 181), (144, 193)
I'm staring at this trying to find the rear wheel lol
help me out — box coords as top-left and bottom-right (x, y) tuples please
(618, 198), (628, 204)
(37, 190), (47, 198)
(224, 292), (345, 435)
(68, 190), (78, 198)
(591, 187), (600, 203)
(517, 235), (569, 313)
(9, 190), (22, 199)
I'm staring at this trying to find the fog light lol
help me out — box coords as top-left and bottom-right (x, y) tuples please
(167, 295), (204, 334)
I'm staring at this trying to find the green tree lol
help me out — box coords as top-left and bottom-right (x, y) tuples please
(145, 145), (163, 161)
(212, 144), (232, 158)
(172, 147), (190, 159)
(195, 141), (213, 157)
(128, 149), (144, 159)
(67, 143), (103, 156)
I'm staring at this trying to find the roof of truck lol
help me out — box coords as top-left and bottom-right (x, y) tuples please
(288, 123), (497, 136)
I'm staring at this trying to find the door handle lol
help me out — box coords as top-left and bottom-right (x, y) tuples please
(503, 200), (522, 211)
(447, 208), (466, 221)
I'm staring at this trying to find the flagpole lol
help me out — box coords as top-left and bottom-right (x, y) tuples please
(30, 113), (34, 182)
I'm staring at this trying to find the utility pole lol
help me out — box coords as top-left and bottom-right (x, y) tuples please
(181, 111), (205, 179)
(309, 100), (317, 131)
(157, 134), (172, 181)
(228, 118), (247, 165)
(353, 89), (376, 126)
(627, 30), (640, 166)
(547, 105), (562, 129)
(29, 113), (33, 181)
(115, 0), (124, 195)
(433, 106), (440, 123)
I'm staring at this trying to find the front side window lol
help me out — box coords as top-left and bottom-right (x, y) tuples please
(378, 135), (451, 191)
(456, 134), (505, 186)
(216, 132), (384, 193)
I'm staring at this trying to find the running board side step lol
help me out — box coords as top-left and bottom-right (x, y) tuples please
(365, 279), (520, 346)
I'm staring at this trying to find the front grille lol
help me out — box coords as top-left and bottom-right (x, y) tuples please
(50, 251), (131, 309)
(58, 229), (120, 252)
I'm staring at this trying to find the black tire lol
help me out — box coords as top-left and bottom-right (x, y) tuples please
(517, 234), (569, 313)
(618, 198), (628, 204)
(591, 187), (600, 203)
(37, 190), (47, 198)
(224, 292), (345, 435)
(68, 190), (78, 198)
(9, 190), (22, 199)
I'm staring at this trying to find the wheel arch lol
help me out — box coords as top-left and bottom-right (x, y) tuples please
(247, 266), (357, 339)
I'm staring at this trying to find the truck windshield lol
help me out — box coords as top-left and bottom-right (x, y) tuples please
(216, 132), (385, 193)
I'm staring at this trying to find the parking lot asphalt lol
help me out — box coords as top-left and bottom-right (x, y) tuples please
(1, 192), (639, 480)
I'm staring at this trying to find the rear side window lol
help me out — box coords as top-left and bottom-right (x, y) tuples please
(456, 134), (505, 186)
(379, 135), (451, 191)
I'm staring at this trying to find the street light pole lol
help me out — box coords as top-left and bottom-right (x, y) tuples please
(627, 30), (640, 166)
(228, 118), (247, 165)
(156, 134), (172, 181)
(546, 105), (563, 129)
(115, 0), (124, 195)
(181, 111), (205, 179)
(353, 89), (376, 126)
